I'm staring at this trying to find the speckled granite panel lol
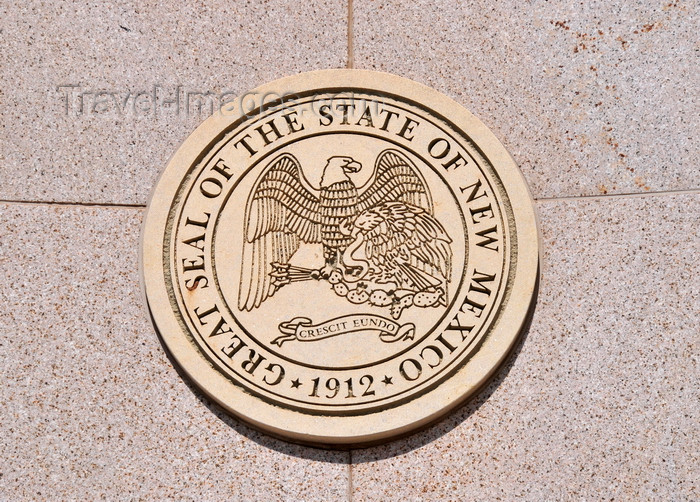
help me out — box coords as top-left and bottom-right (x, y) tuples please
(0, 203), (349, 500)
(350, 193), (699, 501)
(354, 0), (699, 198)
(0, 1), (347, 205)
(2, 1), (698, 499)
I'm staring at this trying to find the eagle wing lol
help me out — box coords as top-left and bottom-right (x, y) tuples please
(357, 149), (433, 214)
(238, 153), (321, 311)
(360, 202), (452, 290)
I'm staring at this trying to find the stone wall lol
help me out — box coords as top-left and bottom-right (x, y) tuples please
(1, 1), (697, 499)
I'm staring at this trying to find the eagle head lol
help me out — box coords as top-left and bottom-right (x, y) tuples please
(320, 156), (362, 187)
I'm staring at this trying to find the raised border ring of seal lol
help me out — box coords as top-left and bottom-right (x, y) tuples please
(141, 69), (540, 448)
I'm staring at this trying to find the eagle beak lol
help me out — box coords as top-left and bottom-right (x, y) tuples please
(342, 159), (362, 173)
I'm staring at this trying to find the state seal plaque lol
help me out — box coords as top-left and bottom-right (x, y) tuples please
(141, 70), (539, 447)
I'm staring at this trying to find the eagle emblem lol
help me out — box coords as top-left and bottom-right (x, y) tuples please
(238, 149), (453, 319)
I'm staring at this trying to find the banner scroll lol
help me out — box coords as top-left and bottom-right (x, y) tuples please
(271, 314), (415, 346)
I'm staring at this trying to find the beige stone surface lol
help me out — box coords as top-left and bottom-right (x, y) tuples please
(0, 0), (347, 205)
(3, 195), (696, 499)
(351, 193), (699, 501)
(354, 0), (699, 198)
(0, 203), (349, 500)
(1, 0), (698, 500)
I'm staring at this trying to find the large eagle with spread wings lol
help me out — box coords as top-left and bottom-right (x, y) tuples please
(238, 149), (452, 311)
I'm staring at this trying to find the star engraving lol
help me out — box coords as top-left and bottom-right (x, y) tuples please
(382, 375), (393, 385)
(290, 378), (302, 389)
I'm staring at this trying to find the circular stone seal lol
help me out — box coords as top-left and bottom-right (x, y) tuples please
(141, 70), (539, 447)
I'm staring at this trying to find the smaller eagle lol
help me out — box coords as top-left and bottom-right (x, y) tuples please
(340, 201), (452, 294)
(238, 149), (452, 311)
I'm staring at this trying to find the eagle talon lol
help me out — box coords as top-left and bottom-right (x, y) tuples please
(314, 264), (335, 280)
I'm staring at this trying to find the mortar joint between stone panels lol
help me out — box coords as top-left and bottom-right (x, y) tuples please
(348, 449), (354, 502)
(0, 198), (147, 209)
(346, 0), (354, 69)
(534, 188), (700, 204)
(1, 188), (697, 210)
